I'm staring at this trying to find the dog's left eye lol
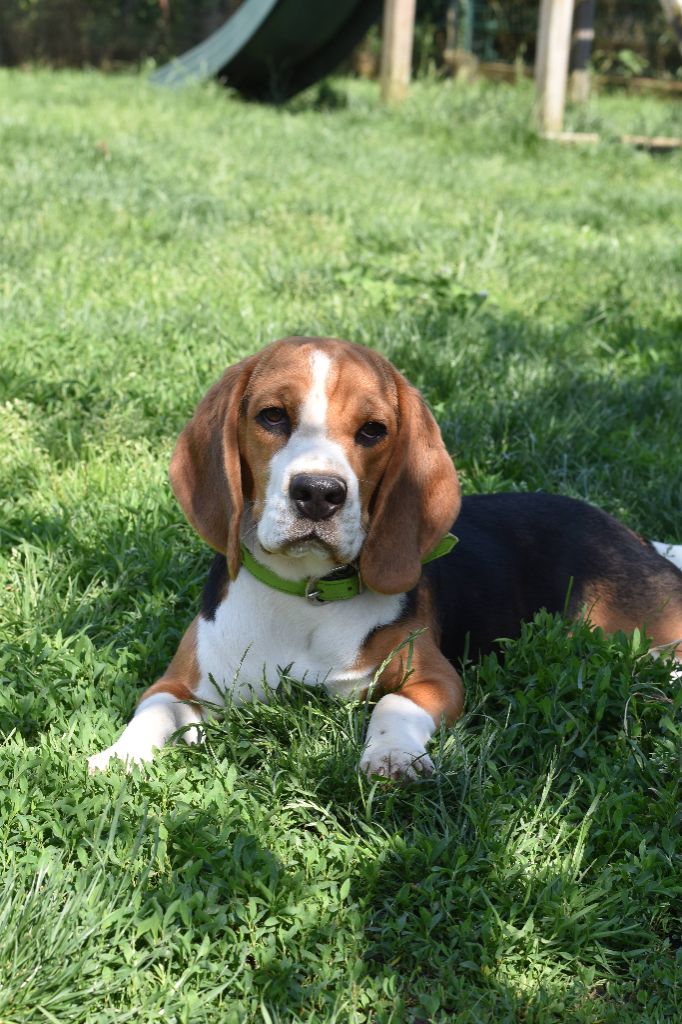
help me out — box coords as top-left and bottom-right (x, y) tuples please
(257, 407), (290, 433)
(355, 421), (387, 446)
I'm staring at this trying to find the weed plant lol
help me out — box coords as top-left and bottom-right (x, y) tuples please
(1, 71), (681, 1022)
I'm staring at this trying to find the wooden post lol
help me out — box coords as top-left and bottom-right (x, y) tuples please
(380, 0), (417, 103)
(569, 0), (595, 103)
(535, 0), (551, 93)
(535, 0), (575, 132)
(659, 0), (682, 56)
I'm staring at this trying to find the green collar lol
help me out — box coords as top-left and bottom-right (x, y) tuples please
(239, 533), (457, 604)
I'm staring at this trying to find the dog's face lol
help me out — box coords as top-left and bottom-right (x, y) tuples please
(238, 342), (400, 566)
(170, 337), (460, 595)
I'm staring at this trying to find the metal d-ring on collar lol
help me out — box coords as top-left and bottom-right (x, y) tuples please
(304, 562), (363, 604)
(239, 534), (457, 604)
(304, 577), (322, 603)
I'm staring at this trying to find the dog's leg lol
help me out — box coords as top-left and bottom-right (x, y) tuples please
(580, 540), (682, 681)
(87, 692), (203, 773)
(652, 542), (682, 675)
(360, 639), (464, 781)
(88, 619), (204, 773)
(649, 605), (682, 681)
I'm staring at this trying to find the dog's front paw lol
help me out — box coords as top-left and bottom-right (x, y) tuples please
(87, 742), (154, 774)
(360, 693), (437, 781)
(87, 695), (204, 774)
(360, 741), (435, 781)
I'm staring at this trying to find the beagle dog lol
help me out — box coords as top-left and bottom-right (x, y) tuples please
(88, 336), (682, 779)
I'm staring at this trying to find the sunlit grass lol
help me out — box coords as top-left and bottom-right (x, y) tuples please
(1, 68), (681, 1022)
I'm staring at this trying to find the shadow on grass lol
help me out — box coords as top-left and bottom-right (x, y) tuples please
(0, 364), (180, 474)
(86, 662), (678, 1024)
(3, 296), (681, 1017)
(381, 298), (682, 535)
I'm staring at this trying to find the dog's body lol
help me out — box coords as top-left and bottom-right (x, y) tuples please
(88, 337), (682, 778)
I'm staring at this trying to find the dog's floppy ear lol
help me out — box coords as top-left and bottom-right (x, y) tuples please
(170, 354), (258, 581)
(360, 374), (461, 595)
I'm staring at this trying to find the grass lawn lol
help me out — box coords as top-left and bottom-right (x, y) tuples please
(1, 68), (681, 1022)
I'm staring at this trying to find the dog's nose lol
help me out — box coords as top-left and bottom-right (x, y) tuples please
(289, 474), (347, 521)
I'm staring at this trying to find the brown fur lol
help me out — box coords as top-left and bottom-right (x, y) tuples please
(141, 618), (200, 705)
(170, 355), (259, 580)
(581, 581), (682, 657)
(357, 370), (461, 595)
(355, 583), (464, 728)
(171, 337), (460, 592)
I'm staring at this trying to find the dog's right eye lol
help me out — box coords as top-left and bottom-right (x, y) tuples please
(355, 420), (387, 446)
(256, 407), (290, 434)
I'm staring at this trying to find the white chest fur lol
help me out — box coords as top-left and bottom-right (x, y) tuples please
(194, 570), (405, 706)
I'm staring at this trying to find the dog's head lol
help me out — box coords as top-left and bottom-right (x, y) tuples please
(170, 337), (460, 594)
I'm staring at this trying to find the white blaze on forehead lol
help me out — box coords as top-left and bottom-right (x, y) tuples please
(255, 345), (365, 564)
(299, 349), (331, 431)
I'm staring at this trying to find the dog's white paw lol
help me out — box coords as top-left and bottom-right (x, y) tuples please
(360, 692), (437, 781)
(87, 742), (154, 774)
(87, 695), (205, 774)
(360, 742), (435, 781)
